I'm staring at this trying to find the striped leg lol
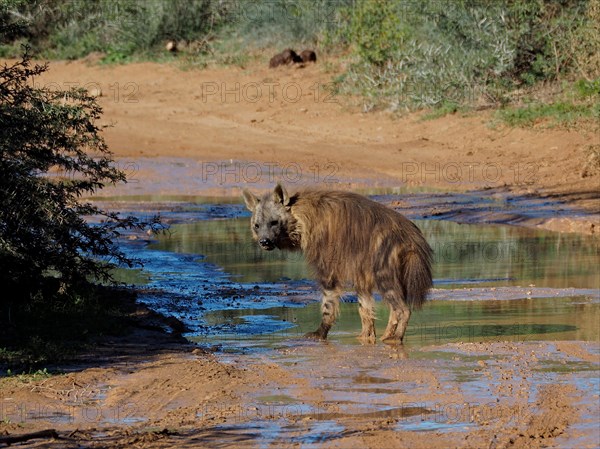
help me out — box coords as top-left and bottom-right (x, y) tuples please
(357, 294), (376, 344)
(305, 288), (341, 340)
(395, 299), (411, 342)
(381, 303), (399, 342)
(381, 290), (411, 343)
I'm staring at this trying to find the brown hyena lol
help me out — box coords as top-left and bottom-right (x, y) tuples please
(269, 49), (303, 68)
(299, 49), (317, 63)
(242, 184), (433, 344)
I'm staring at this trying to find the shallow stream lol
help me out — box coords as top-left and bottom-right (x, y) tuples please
(106, 194), (598, 444)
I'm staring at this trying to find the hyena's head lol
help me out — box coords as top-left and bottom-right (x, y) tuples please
(242, 183), (297, 251)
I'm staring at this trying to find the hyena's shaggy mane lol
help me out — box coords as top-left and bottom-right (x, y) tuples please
(288, 189), (433, 309)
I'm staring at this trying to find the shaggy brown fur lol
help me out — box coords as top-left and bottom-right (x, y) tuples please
(243, 184), (433, 344)
(269, 49), (303, 68)
(299, 50), (317, 63)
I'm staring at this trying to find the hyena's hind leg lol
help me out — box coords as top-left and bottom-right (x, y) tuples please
(357, 294), (376, 344)
(305, 287), (342, 340)
(381, 291), (411, 343)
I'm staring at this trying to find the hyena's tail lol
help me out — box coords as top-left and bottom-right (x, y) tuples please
(402, 239), (433, 309)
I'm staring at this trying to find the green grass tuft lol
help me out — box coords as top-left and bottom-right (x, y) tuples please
(420, 101), (462, 121)
(497, 101), (599, 127)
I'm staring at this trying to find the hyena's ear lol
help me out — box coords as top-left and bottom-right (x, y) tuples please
(273, 183), (291, 206)
(242, 189), (259, 211)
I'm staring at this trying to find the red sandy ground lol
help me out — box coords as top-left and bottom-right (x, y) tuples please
(34, 58), (600, 233)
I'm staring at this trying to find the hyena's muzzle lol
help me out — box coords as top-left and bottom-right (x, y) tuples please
(258, 237), (276, 251)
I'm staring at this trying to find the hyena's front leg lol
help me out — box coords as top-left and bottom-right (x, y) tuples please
(357, 294), (376, 344)
(305, 288), (341, 340)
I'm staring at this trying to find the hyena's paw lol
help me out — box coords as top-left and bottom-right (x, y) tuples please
(304, 330), (327, 340)
(357, 331), (376, 345)
(380, 334), (404, 345)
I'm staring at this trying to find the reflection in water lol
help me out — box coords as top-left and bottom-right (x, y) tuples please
(422, 220), (599, 289)
(150, 218), (310, 283)
(150, 218), (600, 289)
(194, 296), (599, 349)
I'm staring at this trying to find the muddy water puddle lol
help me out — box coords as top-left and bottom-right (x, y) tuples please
(115, 205), (600, 345)
(107, 197), (599, 445)
(148, 214), (599, 288)
(196, 296), (599, 350)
